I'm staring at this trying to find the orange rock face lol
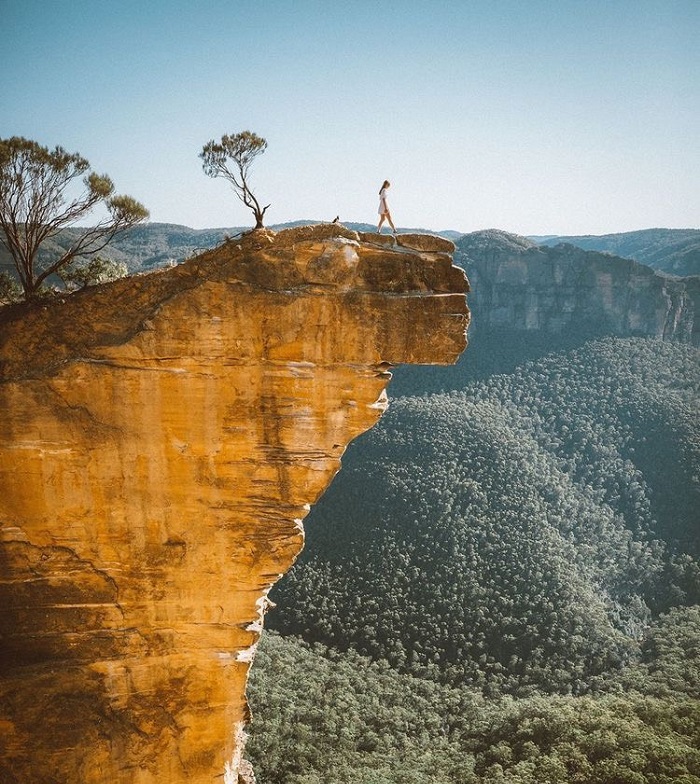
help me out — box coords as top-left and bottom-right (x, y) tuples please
(0, 224), (468, 783)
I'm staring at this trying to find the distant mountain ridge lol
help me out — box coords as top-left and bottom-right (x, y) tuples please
(3, 222), (696, 279)
(530, 228), (700, 277)
(457, 229), (700, 346)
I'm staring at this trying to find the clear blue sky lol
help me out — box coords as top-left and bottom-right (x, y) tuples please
(2, 0), (698, 235)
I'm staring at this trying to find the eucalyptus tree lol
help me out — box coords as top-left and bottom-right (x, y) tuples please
(0, 136), (148, 300)
(200, 131), (270, 229)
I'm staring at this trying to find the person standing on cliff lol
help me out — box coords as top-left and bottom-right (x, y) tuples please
(377, 180), (397, 234)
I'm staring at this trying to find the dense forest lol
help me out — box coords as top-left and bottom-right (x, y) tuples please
(248, 621), (700, 783)
(247, 335), (699, 782)
(268, 338), (699, 691)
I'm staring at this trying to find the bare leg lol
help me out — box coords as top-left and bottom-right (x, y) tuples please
(378, 214), (386, 232)
(386, 211), (396, 233)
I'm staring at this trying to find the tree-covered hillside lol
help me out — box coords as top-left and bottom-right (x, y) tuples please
(0, 223), (240, 276)
(250, 336), (699, 782)
(268, 338), (699, 697)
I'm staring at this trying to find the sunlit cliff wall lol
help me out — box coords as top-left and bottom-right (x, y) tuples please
(0, 224), (468, 784)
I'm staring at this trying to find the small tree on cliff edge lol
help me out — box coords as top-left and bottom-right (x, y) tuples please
(200, 131), (270, 229)
(0, 136), (149, 300)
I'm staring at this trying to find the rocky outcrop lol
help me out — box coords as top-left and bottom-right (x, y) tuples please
(458, 230), (700, 345)
(0, 224), (468, 784)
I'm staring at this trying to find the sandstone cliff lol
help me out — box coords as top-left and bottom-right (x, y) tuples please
(458, 229), (700, 345)
(0, 224), (468, 784)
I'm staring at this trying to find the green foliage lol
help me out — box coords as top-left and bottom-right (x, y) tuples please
(469, 693), (700, 784)
(612, 606), (700, 698)
(86, 171), (114, 199)
(247, 632), (482, 783)
(0, 136), (90, 179)
(200, 131), (268, 176)
(59, 255), (128, 290)
(269, 338), (700, 695)
(0, 135), (148, 299)
(247, 630), (700, 783)
(108, 194), (149, 224)
(0, 270), (21, 304)
(199, 130), (270, 228)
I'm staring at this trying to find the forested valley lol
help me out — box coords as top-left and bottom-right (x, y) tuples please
(248, 331), (700, 783)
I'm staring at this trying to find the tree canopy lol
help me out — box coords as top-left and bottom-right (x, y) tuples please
(199, 131), (270, 228)
(0, 136), (148, 300)
(247, 627), (700, 783)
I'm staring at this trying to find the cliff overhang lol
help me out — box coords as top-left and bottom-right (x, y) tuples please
(0, 224), (468, 783)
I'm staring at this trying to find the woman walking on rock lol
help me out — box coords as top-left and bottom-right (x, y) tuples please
(377, 180), (396, 234)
